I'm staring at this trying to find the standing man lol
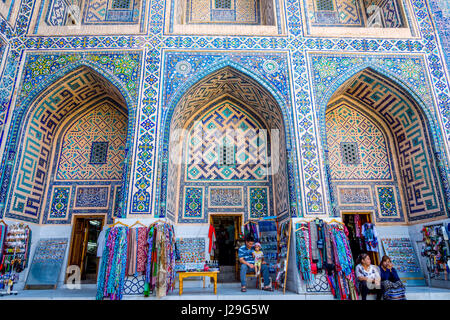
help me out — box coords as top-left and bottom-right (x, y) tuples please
(238, 235), (273, 292)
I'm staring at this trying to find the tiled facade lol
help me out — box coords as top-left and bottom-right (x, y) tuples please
(0, 1), (447, 225)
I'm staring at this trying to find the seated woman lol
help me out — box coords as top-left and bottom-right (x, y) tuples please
(379, 255), (406, 300)
(355, 253), (382, 300)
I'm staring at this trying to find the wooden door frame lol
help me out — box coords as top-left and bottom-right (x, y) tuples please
(209, 213), (243, 281)
(65, 214), (106, 283)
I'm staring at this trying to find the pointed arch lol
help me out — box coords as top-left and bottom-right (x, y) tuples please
(321, 68), (449, 223)
(0, 64), (134, 223)
(151, 64), (299, 221)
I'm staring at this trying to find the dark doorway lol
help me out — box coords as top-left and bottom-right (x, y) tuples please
(210, 214), (242, 282)
(67, 215), (104, 284)
(342, 212), (379, 266)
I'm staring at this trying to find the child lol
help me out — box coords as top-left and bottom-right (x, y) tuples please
(252, 242), (264, 276)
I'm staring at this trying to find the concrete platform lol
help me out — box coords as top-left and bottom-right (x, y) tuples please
(0, 283), (449, 300)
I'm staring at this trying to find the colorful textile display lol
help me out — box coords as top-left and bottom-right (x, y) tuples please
(244, 221), (260, 242)
(96, 226), (129, 300)
(295, 220), (358, 300)
(126, 227), (148, 276)
(143, 222), (176, 298)
(421, 224), (450, 279)
(362, 223), (378, 252)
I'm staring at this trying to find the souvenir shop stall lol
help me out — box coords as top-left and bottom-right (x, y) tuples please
(294, 218), (359, 300)
(241, 218), (292, 292)
(421, 222), (450, 283)
(342, 214), (380, 265)
(0, 221), (32, 295)
(96, 219), (177, 300)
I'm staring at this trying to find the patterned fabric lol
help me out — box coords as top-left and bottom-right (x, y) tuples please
(362, 223), (379, 252)
(238, 244), (255, 264)
(96, 226), (129, 300)
(136, 227), (148, 272)
(295, 224), (313, 283)
(382, 280), (406, 300)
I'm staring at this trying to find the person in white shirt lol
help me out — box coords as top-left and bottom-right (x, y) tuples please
(355, 253), (382, 300)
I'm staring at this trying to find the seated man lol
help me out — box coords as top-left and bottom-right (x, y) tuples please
(238, 235), (273, 292)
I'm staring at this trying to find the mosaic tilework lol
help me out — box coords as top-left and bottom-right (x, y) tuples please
(429, 0), (450, 67)
(209, 187), (243, 207)
(6, 69), (114, 222)
(56, 103), (127, 180)
(83, 0), (140, 24)
(45, 0), (69, 26)
(248, 187), (269, 218)
(188, 0), (260, 24)
(175, 237), (206, 266)
(306, 0), (364, 27)
(363, 0), (404, 28)
(75, 186), (109, 207)
(186, 102), (268, 181)
(326, 101), (392, 180)
(311, 53), (449, 220)
(0, 51), (141, 223)
(345, 70), (445, 221)
(183, 186), (204, 218)
(155, 54), (298, 221)
(0, 0), (448, 228)
(376, 186), (397, 217)
(123, 275), (145, 295)
(337, 186), (372, 205)
(49, 187), (70, 218)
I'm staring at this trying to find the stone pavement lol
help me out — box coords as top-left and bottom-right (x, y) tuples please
(0, 283), (449, 300)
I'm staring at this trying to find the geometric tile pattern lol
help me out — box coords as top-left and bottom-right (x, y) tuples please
(186, 101), (268, 181)
(158, 63), (294, 221)
(377, 186), (397, 217)
(49, 187), (70, 218)
(306, 0), (364, 26)
(75, 186), (109, 207)
(45, 0), (69, 26)
(0, 50), (141, 223)
(83, 0), (140, 24)
(326, 102), (392, 180)
(248, 186), (269, 218)
(57, 103), (127, 180)
(188, 0), (259, 24)
(6, 69), (116, 223)
(0, 0), (448, 229)
(183, 186), (204, 218)
(345, 70), (446, 222)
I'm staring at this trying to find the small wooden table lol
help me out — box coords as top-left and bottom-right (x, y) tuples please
(178, 271), (219, 295)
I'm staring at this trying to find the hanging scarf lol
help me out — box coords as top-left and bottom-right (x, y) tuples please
(136, 227), (148, 273)
(127, 228), (137, 276)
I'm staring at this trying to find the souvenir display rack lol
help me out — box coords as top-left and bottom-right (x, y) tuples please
(421, 222), (450, 281)
(276, 220), (291, 293)
(295, 218), (358, 300)
(0, 222), (31, 296)
(96, 219), (176, 300)
(243, 218), (291, 292)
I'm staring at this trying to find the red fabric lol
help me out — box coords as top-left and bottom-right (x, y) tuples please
(136, 227), (148, 272)
(208, 225), (216, 253)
